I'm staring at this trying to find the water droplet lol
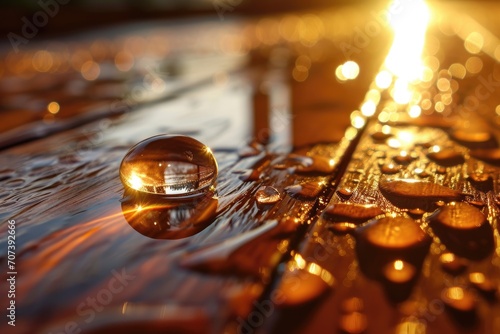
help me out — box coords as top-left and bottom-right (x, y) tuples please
(371, 131), (392, 142)
(293, 155), (336, 175)
(469, 272), (497, 299)
(443, 286), (477, 313)
(379, 178), (462, 211)
(119, 135), (217, 198)
(339, 312), (367, 334)
(429, 202), (494, 260)
(383, 260), (416, 284)
(449, 129), (497, 149)
(407, 208), (426, 218)
(427, 149), (465, 166)
(440, 252), (467, 275)
(337, 187), (354, 199)
(393, 151), (415, 165)
(357, 215), (429, 251)
(180, 220), (279, 279)
(255, 186), (281, 205)
(414, 168), (430, 178)
(340, 297), (365, 313)
(322, 203), (383, 224)
(430, 202), (486, 230)
(121, 191), (218, 239)
(285, 181), (324, 200)
(381, 163), (401, 174)
(274, 253), (335, 307)
(470, 148), (500, 166)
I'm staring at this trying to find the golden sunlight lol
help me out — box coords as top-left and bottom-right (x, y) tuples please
(384, 0), (431, 82)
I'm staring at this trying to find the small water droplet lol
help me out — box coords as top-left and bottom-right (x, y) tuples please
(274, 253), (335, 307)
(414, 168), (430, 178)
(322, 203), (383, 224)
(379, 178), (462, 211)
(470, 148), (500, 166)
(383, 260), (416, 284)
(440, 252), (467, 275)
(285, 181), (324, 200)
(120, 135), (217, 198)
(429, 202), (494, 260)
(427, 149), (465, 166)
(339, 312), (367, 334)
(255, 186), (281, 205)
(381, 163), (401, 174)
(468, 272), (497, 299)
(393, 151), (415, 165)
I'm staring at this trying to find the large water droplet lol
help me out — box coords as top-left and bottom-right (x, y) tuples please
(255, 186), (281, 205)
(322, 203), (383, 224)
(427, 149), (465, 166)
(379, 178), (462, 211)
(120, 135), (217, 198)
(357, 215), (429, 251)
(470, 148), (500, 166)
(429, 202), (494, 260)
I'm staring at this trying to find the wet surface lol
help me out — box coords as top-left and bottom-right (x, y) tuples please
(0, 1), (500, 334)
